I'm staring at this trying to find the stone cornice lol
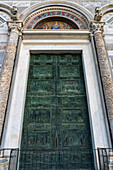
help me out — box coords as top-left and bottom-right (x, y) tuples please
(22, 29), (90, 41)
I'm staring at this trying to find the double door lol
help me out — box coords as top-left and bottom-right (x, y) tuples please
(20, 54), (94, 169)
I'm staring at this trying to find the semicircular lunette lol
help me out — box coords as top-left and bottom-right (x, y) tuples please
(34, 17), (78, 30)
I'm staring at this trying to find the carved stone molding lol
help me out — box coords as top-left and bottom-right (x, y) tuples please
(90, 21), (105, 34)
(19, 0), (93, 22)
(23, 6), (88, 29)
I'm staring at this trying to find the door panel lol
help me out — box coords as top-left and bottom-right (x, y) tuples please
(20, 54), (94, 169)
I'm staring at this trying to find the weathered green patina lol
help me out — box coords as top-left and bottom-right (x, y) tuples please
(19, 54), (94, 169)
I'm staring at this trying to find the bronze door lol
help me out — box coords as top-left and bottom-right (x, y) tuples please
(19, 54), (94, 170)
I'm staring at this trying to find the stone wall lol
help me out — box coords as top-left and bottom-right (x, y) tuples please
(1, 1), (113, 14)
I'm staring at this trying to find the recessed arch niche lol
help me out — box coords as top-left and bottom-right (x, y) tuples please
(23, 6), (89, 29)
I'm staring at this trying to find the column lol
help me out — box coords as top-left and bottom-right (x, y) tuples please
(0, 21), (22, 141)
(90, 20), (113, 139)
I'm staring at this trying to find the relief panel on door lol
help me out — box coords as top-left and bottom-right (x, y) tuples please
(20, 54), (94, 169)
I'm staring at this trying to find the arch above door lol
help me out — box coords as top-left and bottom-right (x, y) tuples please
(22, 3), (91, 29)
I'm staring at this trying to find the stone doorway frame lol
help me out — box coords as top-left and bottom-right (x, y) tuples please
(1, 30), (111, 169)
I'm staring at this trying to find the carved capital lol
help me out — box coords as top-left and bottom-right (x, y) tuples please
(90, 21), (105, 34)
(7, 21), (23, 35)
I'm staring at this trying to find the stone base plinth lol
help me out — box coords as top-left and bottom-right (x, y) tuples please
(108, 152), (113, 170)
(0, 158), (8, 170)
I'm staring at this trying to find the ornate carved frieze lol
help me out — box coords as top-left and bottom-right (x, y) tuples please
(0, 21), (22, 141)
